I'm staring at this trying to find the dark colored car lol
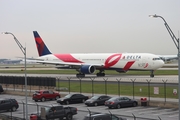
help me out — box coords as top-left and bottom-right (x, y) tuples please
(85, 95), (111, 106)
(30, 104), (77, 120)
(57, 93), (89, 104)
(83, 113), (127, 120)
(32, 90), (61, 102)
(105, 96), (138, 109)
(0, 98), (19, 112)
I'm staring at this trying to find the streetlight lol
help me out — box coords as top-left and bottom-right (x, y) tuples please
(2, 32), (28, 120)
(149, 14), (180, 120)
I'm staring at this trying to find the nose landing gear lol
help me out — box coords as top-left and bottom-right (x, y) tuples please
(150, 70), (154, 77)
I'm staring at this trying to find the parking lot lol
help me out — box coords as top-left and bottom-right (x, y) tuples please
(0, 94), (178, 120)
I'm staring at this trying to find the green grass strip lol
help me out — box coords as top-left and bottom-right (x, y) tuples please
(57, 82), (178, 99)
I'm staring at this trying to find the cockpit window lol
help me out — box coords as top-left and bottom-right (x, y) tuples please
(153, 58), (161, 60)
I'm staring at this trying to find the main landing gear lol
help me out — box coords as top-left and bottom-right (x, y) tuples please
(76, 73), (85, 78)
(76, 70), (106, 78)
(150, 70), (154, 78)
(96, 70), (105, 77)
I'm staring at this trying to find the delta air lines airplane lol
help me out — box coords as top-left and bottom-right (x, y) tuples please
(33, 31), (164, 78)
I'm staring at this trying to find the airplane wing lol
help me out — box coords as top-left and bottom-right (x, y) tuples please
(158, 55), (178, 64)
(16, 56), (44, 61)
(36, 60), (104, 67)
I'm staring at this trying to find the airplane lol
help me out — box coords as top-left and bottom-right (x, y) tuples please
(158, 55), (178, 64)
(0, 58), (22, 64)
(33, 31), (164, 78)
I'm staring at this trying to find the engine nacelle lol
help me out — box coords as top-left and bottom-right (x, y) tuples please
(80, 65), (96, 74)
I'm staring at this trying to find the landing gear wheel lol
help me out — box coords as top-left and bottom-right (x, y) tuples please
(150, 74), (154, 77)
(150, 70), (154, 78)
(96, 72), (105, 77)
(76, 73), (85, 78)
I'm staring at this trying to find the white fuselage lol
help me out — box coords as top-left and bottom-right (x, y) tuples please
(38, 53), (164, 71)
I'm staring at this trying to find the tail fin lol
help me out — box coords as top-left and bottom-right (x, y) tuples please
(33, 31), (52, 56)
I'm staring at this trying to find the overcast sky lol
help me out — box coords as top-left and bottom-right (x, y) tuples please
(0, 0), (179, 59)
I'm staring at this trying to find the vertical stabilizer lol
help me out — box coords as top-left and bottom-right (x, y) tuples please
(33, 31), (52, 56)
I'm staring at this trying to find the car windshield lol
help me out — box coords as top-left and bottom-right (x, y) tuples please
(64, 94), (72, 98)
(90, 96), (99, 100)
(44, 107), (51, 112)
(111, 115), (119, 120)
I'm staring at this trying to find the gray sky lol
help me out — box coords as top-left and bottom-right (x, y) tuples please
(0, 0), (179, 59)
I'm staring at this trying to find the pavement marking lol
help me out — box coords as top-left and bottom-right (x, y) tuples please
(138, 108), (169, 115)
(126, 107), (157, 112)
(152, 109), (179, 116)
(169, 114), (179, 117)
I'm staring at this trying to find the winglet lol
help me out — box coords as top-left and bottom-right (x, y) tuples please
(33, 31), (52, 56)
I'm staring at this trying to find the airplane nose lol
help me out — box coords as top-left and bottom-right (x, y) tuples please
(159, 60), (165, 67)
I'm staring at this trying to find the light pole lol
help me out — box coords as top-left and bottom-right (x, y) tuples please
(149, 14), (180, 120)
(2, 32), (28, 120)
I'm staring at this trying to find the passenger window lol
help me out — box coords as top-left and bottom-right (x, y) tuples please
(124, 97), (128, 100)
(50, 107), (56, 112)
(74, 94), (80, 98)
(71, 95), (76, 98)
(43, 91), (49, 94)
(57, 106), (63, 110)
(77, 94), (81, 97)
(49, 90), (53, 94)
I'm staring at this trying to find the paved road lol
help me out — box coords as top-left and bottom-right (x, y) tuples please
(0, 73), (178, 83)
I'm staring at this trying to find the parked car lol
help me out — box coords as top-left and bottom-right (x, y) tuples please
(0, 85), (4, 93)
(85, 95), (111, 106)
(57, 93), (89, 105)
(30, 104), (77, 120)
(32, 90), (61, 102)
(0, 98), (19, 112)
(83, 113), (127, 120)
(105, 96), (138, 109)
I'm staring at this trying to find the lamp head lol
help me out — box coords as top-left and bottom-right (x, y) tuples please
(149, 14), (158, 18)
(2, 32), (11, 34)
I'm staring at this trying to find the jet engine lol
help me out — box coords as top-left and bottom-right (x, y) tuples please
(80, 65), (96, 74)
